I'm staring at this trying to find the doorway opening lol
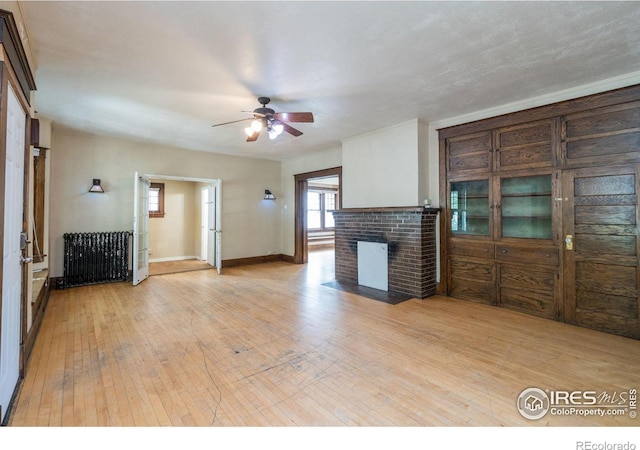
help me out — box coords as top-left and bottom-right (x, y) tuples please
(134, 174), (221, 284)
(148, 178), (218, 276)
(294, 167), (341, 272)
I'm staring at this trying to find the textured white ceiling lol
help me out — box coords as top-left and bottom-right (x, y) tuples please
(20, 1), (640, 160)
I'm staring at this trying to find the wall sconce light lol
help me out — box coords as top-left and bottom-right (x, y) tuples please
(89, 178), (105, 193)
(264, 189), (276, 200)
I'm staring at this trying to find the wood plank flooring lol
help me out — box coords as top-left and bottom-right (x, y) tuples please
(8, 251), (640, 426)
(148, 259), (213, 276)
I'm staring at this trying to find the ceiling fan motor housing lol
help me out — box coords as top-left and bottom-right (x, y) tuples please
(254, 107), (275, 117)
(255, 97), (276, 120)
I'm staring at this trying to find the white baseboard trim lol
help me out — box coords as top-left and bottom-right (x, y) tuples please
(149, 255), (198, 263)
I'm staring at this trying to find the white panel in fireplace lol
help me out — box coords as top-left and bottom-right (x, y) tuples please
(357, 241), (388, 291)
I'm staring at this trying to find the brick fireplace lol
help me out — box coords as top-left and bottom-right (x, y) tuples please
(332, 207), (439, 299)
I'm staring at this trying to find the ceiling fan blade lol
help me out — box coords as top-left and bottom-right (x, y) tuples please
(282, 122), (303, 137)
(275, 112), (314, 123)
(246, 130), (260, 142)
(211, 117), (252, 127)
(241, 111), (268, 118)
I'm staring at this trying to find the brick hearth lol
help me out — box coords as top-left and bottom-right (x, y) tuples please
(332, 207), (439, 299)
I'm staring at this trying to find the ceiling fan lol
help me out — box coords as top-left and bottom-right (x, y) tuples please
(211, 97), (314, 142)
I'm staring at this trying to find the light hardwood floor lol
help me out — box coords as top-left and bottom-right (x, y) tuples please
(9, 250), (640, 426)
(149, 259), (213, 276)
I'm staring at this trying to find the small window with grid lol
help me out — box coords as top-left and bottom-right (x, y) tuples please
(149, 183), (165, 218)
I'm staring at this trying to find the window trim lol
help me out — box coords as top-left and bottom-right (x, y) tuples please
(149, 182), (165, 218)
(307, 188), (338, 232)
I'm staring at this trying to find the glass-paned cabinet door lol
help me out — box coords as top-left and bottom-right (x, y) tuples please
(450, 179), (490, 235)
(501, 175), (552, 239)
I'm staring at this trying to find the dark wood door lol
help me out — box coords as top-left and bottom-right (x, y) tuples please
(562, 164), (639, 339)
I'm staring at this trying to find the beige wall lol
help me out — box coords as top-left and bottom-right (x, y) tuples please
(342, 119), (424, 208)
(148, 179), (200, 261)
(49, 129), (281, 277)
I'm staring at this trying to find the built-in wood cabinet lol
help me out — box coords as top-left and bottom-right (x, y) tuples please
(563, 101), (640, 168)
(439, 84), (640, 339)
(446, 170), (561, 317)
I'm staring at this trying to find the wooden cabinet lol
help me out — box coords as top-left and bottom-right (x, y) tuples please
(439, 84), (640, 338)
(499, 264), (559, 320)
(445, 131), (492, 173)
(446, 167), (560, 318)
(496, 118), (558, 171)
(448, 238), (495, 305)
(563, 101), (640, 168)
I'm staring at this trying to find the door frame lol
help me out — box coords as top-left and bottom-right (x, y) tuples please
(293, 167), (341, 264)
(144, 174), (222, 273)
(0, 74), (32, 424)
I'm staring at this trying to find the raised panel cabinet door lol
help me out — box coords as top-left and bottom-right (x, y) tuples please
(448, 256), (496, 305)
(563, 101), (640, 169)
(446, 131), (492, 174)
(495, 118), (558, 171)
(498, 263), (560, 320)
(562, 164), (639, 339)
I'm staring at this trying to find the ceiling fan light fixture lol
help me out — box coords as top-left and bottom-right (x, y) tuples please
(251, 119), (263, 132)
(211, 97), (313, 142)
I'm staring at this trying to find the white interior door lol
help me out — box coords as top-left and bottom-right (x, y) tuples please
(200, 186), (208, 261)
(200, 184), (216, 267)
(133, 172), (150, 285)
(206, 184), (215, 266)
(1, 85), (26, 422)
(215, 180), (222, 274)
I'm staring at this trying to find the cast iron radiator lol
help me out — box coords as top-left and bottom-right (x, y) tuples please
(62, 231), (130, 288)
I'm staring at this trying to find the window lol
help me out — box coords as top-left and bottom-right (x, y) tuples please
(307, 191), (322, 229)
(149, 182), (165, 218)
(324, 191), (336, 228)
(307, 189), (338, 231)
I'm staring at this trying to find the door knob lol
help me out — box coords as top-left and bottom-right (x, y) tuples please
(21, 256), (33, 264)
(564, 235), (574, 251)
